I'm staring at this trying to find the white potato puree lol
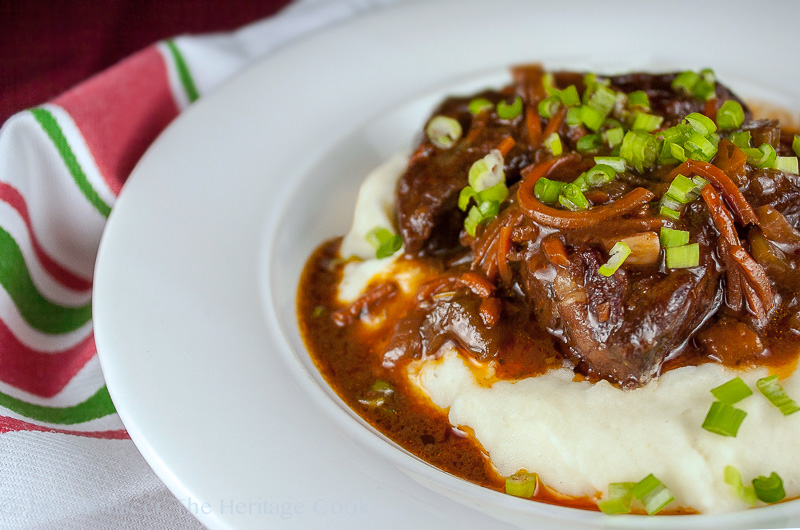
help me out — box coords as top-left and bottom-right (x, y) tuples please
(336, 154), (800, 513)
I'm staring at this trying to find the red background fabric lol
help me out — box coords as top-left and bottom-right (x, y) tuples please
(0, 0), (293, 125)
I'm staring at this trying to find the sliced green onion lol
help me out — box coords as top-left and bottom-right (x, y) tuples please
(620, 130), (658, 172)
(477, 181), (509, 204)
(630, 474), (675, 515)
(692, 176), (709, 191)
(576, 132), (603, 153)
(598, 482), (635, 514)
(534, 177), (567, 204)
(463, 205), (483, 237)
(793, 135), (800, 158)
(729, 131), (752, 149)
(659, 141), (688, 165)
(545, 132), (563, 156)
(660, 125), (685, 144)
(773, 156), (800, 175)
(628, 90), (650, 109)
(426, 115), (462, 149)
(684, 130), (718, 161)
(566, 106), (582, 127)
(559, 183), (590, 211)
(756, 375), (800, 415)
(660, 205), (681, 221)
(468, 150), (505, 191)
(660, 227), (690, 248)
(753, 472), (786, 503)
(694, 68), (717, 101)
(671, 71), (700, 96)
(666, 175), (700, 203)
(497, 96), (523, 120)
(584, 164), (616, 187)
(558, 85), (581, 107)
(468, 97), (493, 115)
(717, 100), (745, 130)
(538, 96), (561, 119)
(587, 84), (617, 115)
(724, 466), (757, 506)
(711, 377), (753, 405)
(632, 112), (664, 132)
(665, 243), (699, 268)
(505, 471), (538, 498)
(580, 105), (605, 132)
(594, 156), (626, 173)
(458, 186), (479, 211)
(702, 401), (747, 437)
(685, 112), (717, 136)
(478, 199), (500, 219)
(599, 241), (632, 277)
(744, 143), (777, 168)
(366, 227), (402, 259)
(661, 193), (684, 213)
(602, 127), (624, 149)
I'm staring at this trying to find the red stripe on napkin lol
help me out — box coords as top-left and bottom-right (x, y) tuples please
(0, 415), (128, 439)
(0, 181), (92, 292)
(0, 320), (96, 398)
(53, 46), (179, 196)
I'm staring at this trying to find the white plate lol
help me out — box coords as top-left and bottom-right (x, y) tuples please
(93, 1), (800, 528)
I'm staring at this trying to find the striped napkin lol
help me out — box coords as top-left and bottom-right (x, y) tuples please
(0, 1), (397, 527)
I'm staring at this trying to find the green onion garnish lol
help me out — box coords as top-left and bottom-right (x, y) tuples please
(724, 466), (757, 506)
(756, 375), (800, 415)
(458, 186), (478, 211)
(753, 472), (786, 504)
(425, 115), (462, 149)
(545, 132), (563, 156)
(366, 227), (402, 259)
(505, 471), (538, 498)
(665, 174), (700, 203)
(576, 133), (603, 153)
(468, 97), (493, 115)
(665, 243), (699, 268)
(574, 164), (616, 191)
(594, 156), (626, 173)
(602, 127), (625, 149)
(671, 71), (700, 96)
(684, 130), (718, 161)
(627, 90), (650, 109)
(632, 112), (664, 132)
(558, 183), (590, 211)
(773, 156), (800, 175)
(630, 474), (675, 515)
(729, 131), (752, 149)
(538, 96), (561, 119)
(660, 205), (681, 221)
(684, 112), (717, 136)
(558, 85), (581, 107)
(793, 135), (800, 158)
(702, 401), (747, 437)
(468, 151), (505, 191)
(672, 69), (716, 101)
(660, 227), (690, 248)
(598, 482), (635, 514)
(478, 181), (509, 204)
(580, 105), (605, 132)
(497, 96), (523, 120)
(566, 106), (582, 127)
(744, 143), (777, 168)
(711, 377), (753, 405)
(534, 178), (567, 204)
(716, 100), (745, 130)
(587, 84), (617, 115)
(620, 130), (658, 172)
(599, 241), (631, 277)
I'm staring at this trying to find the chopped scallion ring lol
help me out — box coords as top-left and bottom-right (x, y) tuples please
(558, 183), (590, 211)
(505, 471), (538, 498)
(558, 85), (581, 107)
(773, 156), (800, 175)
(594, 156), (626, 173)
(793, 135), (800, 158)
(538, 96), (561, 119)
(544, 132), (563, 156)
(468, 150), (505, 191)
(717, 100), (745, 130)
(724, 466), (757, 506)
(478, 181), (509, 204)
(602, 127), (624, 149)
(580, 105), (605, 132)
(665, 243), (699, 268)
(729, 130), (752, 149)
(366, 227), (403, 259)
(711, 377), (753, 405)
(753, 472), (786, 504)
(599, 241), (632, 277)
(588, 84), (617, 115)
(660, 227), (690, 248)
(630, 474), (675, 515)
(660, 205), (681, 221)
(672, 69), (716, 101)
(756, 375), (800, 415)
(534, 178), (567, 204)
(685, 112), (717, 136)
(497, 96), (523, 120)
(576, 133), (603, 153)
(468, 97), (494, 115)
(632, 112), (664, 132)
(702, 401), (747, 437)
(620, 130), (658, 172)
(425, 115), (462, 149)
(672, 70), (700, 96)
(598, 482), (635, 514)
(684, 130), (718, 161)
(665, 174), (699, 203)
(566, 106), (582, 127)
(744, 143), (777, 169)
(627, 90), (650, 109)
(458, 186), (479, 211)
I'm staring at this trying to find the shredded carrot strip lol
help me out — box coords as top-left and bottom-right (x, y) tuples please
(458, 271), (494, 298)
(542, 236), (569, 268)
(701, 185), (738, 245)
(668, 159), (758, 226)
(496, 225), (513, 284)
(542, 106), (567, 139)
(517, 157), (656, 229)
(496, 136), (516, 157)
(479, 297), (503, 327)
(525, 106), (542, 147)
